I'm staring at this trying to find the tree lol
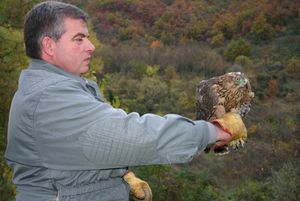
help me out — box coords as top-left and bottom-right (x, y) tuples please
(234, 180), (272, 201)
(271, 162), (300, 201)
(250, 13), (274, 42)
(224, 37), (251, 61)
(286, 56), (300, 77)
(211, 33), (224, 47)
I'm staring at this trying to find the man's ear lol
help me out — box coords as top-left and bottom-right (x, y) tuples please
(41, 36), (55, 56)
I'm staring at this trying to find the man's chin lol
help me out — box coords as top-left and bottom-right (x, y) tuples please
(81, 66), (89, 74)
(81, 67), (91, 76)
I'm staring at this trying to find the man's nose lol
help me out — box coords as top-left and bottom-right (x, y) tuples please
(86, 39), (95, 53)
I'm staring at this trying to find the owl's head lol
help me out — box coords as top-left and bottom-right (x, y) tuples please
(226, 72), (249, 87)
(224, 72), (255, 99)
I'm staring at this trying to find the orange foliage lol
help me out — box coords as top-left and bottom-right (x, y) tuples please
(150, 40), (163, 49)
(267, 79), (278, 101)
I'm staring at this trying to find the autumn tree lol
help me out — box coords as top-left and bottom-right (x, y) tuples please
(250, 12), (274, 41)
(224, 37), (251, 61)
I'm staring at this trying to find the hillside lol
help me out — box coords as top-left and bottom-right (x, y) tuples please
(0, 0), (299, 200)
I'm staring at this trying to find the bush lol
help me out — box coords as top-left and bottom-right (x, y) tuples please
(270, 161), (300, 201)
(176, 170), (226, 201)
(286, 56), (300, 77)
(234, 55), (253, 67)
(250, 13), (274, 42)
(132, 166), (228, 201)
(233, 180), (272, 201)
(211, 33), (225, 47)
(224, 37), (251, 61)
(0, 149), (15, 201)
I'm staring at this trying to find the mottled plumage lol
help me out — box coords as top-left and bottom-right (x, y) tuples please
(196, 72), (254, 153)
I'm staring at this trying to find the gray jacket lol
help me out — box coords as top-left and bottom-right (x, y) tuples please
(5, 59), (216, 201)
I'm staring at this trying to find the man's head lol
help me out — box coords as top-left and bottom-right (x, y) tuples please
(24, 1), (95, 75)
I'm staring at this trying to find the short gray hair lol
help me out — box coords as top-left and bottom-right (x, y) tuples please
(24, 1), (89, 59)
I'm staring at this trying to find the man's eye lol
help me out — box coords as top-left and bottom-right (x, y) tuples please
(74, 38), (83, 42)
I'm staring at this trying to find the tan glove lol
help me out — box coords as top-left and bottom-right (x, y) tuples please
(211, 112), (247, 152)
(123, 171), (152, 201)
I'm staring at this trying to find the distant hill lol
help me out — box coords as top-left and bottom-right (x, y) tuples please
(79, 0), (300, 46)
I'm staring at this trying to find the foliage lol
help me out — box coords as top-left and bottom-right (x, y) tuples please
(85, 0), (300, 46)
(175, 170), (225, 201)
(133, 166), (227, 201)
(270, 161), (300, 201)
(286, 56), (300, 77)
(250, 13), (274, 42)
(0, 0), (39, 28)
(0, 152), (15, 201)
(211, 33), (224, 47)
(224, 37), (251, 61)
(233, 180), (272, 201)
(234, 55), (252, 65)
(103, 73), (198, 116)
(99, 43), (226, 77)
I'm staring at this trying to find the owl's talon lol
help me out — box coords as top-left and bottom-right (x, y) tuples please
(214, 146), (230, 155)
(230, 139), (245, 150)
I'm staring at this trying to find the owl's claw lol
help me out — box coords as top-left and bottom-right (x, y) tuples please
(214, 145), (230, 155)
(229, 139), (246, 149)
(212, 139), (246, 156)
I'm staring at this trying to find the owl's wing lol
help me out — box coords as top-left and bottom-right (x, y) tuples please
(196, 79), (219, 121)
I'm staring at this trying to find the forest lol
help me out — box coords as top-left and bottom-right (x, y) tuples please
(0, 0), (299, 200)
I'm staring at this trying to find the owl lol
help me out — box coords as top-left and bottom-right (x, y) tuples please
(196, 72), (254, 154)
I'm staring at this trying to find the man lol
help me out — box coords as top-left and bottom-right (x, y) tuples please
(5, 1), (246, 201)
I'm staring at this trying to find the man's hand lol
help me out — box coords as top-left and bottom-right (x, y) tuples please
(211, 112), (247, 151)
(123, 171), (152, 201)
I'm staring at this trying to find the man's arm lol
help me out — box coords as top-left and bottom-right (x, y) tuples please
(33, 80), (215, 170)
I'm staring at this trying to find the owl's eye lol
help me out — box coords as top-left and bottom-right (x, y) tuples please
(233, 77), (240, 82)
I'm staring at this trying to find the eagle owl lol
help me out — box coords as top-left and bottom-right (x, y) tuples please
(196, 72), (254, 153)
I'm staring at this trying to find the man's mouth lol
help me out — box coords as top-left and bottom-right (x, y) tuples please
(84, 57), (91, 63)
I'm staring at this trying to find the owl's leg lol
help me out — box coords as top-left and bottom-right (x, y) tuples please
(239, 103), (251, 117)
(214, 105), (226, 118)
(230, 108), (239, 114)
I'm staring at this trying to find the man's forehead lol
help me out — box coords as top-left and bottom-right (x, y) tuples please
(63, 18), (89, 34)
(63, 18), (88, 29)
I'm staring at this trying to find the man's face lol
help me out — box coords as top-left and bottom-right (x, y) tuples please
(52, 18), (95, 76)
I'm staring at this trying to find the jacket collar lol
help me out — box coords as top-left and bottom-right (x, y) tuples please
(29, 58), (86, 84)
(28, 58), (102, 100)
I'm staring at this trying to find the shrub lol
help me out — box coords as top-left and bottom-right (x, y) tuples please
(0, 150), (16, 201)
(211, 33), (225, 47)
(250, 13), (274, 42)
(224, 37), (251, 61)
(286, 56), (300, 76)
(270, 161), (300, 201)
(234, 180), (272, 201)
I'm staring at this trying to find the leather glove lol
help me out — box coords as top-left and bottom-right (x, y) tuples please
(123, 171), (152, 201)
(210, 112), (247, 153)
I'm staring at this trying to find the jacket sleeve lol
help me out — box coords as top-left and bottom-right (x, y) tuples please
(34, 80), (216, 170)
